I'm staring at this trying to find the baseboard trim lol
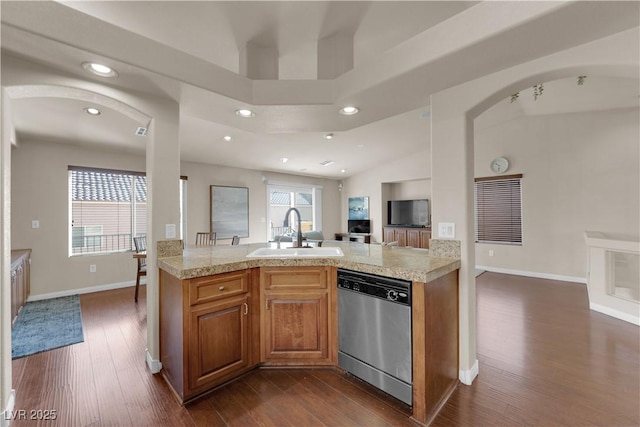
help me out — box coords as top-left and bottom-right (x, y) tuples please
(459, 359), (479, 385)
(146, 348), (162, 374)
(1, 389), (16, 427)
(476, 266), (586, 284)
(27, 280), (145, 301)
(590, 303), (640, 326)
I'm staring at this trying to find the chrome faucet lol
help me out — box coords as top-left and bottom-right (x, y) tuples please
(283, 207), (304, 248)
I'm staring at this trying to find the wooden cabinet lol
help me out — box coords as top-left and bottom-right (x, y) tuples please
(11, 250), (31, 327)
(260, 266), (336, 365)
(383, 227), (431, 249)
(159, 268), (259, 402)
(188, 294), (250, 390)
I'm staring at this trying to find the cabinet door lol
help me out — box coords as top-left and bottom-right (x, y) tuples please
(406, 229), (421, 248)
(263, 291), (328, 361)
(394, 229), (408, 246)
(11, 270), (18, 324)
(383, 227), (396, 243)
(188, 294), (249, 392)
(420, 230), (431, 249)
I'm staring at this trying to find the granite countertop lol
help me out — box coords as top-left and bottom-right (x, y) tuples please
(157, 241), (460, 283)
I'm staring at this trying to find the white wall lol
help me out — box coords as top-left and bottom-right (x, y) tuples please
(429, 27), (639, 382)
(180, 161), (342, 245)
(388, 179), (431, 201)
(10, 140), (342, 297)
(1, 88), (15, 427)
(342, 148), (431, 242)
(474, 107), (640, 280)
(11, 140), (146, 297)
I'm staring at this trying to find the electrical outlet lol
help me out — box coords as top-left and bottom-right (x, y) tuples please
(89, 264), (96, 273)
(489, 250), (494, 257)
(32, 220), (40, 229)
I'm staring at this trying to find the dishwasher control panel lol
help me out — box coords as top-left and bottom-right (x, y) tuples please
(337, 269), (411, 306)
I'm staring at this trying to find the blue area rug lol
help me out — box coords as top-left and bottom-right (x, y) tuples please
(12, 295), (84, 359)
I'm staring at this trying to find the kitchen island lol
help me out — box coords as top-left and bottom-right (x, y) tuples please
(158, 241), (460, 426)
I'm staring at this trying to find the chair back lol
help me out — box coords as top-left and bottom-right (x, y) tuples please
(133, 236), (147, 252)
(231, 235), (240, 245)
(133, 236), (147, 268)
(195, 232), (216, 246)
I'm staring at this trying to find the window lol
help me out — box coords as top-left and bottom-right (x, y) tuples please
(474, 174), (523, 245)
(69, 166), (147, 255)
(267, 183), (322, 240)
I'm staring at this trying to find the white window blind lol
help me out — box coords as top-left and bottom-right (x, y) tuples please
(474, 174), (523, 245)
(69, 166), (147, 255)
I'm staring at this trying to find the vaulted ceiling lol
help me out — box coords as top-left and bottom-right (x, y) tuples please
(2, 1), (638, 178)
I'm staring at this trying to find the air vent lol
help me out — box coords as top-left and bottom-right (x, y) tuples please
(320, 160), (335, 166)
(135, 127), (148, 136)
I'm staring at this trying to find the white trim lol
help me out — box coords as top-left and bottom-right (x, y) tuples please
(145, 348), (162, 374)
(266, 180), (323, 190)
(459, 359), (479, 385)
(1, 389), (15, 427)
(590, 302), (640, 326)
(27, 280), (143, 301)
(476, 265), (586, 284)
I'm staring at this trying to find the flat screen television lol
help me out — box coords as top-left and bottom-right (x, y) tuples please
(348, 219), (371, 234)
(388, 199), (429, 227)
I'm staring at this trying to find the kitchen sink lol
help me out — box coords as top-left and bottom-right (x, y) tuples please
(246, 246), (344, 258)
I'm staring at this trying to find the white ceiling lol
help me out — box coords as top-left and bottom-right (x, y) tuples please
(1, 1), (638, 179)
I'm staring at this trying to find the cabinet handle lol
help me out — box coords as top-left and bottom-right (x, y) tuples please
(218, 286), (225, 291)
(243, 302), (248, 315)
(265, 300), (269, 310)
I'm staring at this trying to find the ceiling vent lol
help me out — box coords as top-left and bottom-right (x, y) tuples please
(320, 160), (335, 166)
(135, 127), (148, 136)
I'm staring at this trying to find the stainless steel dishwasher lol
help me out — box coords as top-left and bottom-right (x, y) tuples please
(337, 268), (412, 405)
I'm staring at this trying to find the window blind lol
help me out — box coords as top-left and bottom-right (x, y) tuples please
(474, 174), (523, 245)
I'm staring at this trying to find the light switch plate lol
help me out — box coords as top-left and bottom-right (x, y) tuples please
(438, 222), (455, 239)
(165, 224), (176, 239)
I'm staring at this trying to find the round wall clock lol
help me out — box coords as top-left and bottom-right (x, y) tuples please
(490, 157), (509, 174)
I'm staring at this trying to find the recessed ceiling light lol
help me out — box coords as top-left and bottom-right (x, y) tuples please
(223, 135), (232, 142)
(324, 133), (334, 140)
(82, 62), (118, 78)
(320, 160), (335, 166)
(280, 157), (289, 163)
(357, 144), (365, 148)
(339, 106), (359, 115)
(341, 169), (347, 173)
(236, 109), (255, 118)
(84, 107), (101, 116)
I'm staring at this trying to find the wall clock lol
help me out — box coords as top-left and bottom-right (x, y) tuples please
(490, 157), (509, 174)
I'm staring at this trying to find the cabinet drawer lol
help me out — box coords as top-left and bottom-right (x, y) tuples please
(261, 266), (328, 290)
(189, 270), (249, 305)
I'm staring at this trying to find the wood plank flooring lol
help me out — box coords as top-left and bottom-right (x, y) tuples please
(10, 272), (640, 426)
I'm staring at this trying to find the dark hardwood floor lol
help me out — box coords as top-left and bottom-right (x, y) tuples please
(10, 272), (639, 426)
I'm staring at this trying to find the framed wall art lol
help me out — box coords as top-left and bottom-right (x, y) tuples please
(348, 196), (369, 220)
(210, 185), (249, 239)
